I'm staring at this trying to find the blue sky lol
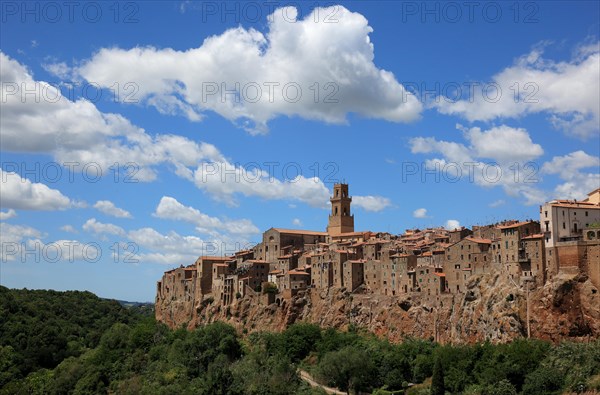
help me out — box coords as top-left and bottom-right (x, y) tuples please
(1, 1), (599, 302)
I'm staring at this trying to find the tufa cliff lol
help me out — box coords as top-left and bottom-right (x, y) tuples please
(155, 268), (600, 344)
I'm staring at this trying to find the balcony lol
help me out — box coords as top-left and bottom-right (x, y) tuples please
(518, 254), (530, 263)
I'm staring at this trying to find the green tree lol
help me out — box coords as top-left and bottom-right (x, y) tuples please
(488, 379), (517, 395)
(317, 346), (376, 393)
(431, 356), (445, 395)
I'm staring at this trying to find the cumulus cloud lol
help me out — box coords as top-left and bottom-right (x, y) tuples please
(0, 169), (72, 210)
(127, 227), (249, 264)
(190, 161), (331, 207)
(0, 53), (352, 208)
(153, 196), (259, 236)
(352, 195), (392, 212)
(60, 225), (78, 233)
(93, 200), (132, 218)
(77, 5), (422, 133)
(0, 223), (91, 263)
(435, 41), (600, 139)
(0, 209), (17, 220)
(542, 151), (600, 200)
(0, 52), (224, 182)
(409, 124), (547, 205)
(445, 220), (461, 231)
(489, 200), (506, 208)
(82, 218), (126, 236)
(292, 218), (302, 226)
(413, 208), (428, 218)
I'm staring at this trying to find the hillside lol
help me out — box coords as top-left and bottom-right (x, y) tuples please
(157, 268), (600, 344)
(2, 286), (600, 394)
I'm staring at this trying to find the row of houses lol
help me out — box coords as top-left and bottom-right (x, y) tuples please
(156, 185), (600, 309)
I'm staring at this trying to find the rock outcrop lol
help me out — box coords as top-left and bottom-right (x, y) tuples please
(155, 269), (600, 344)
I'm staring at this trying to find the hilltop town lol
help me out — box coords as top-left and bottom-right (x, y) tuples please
(156, 184), (600, 342)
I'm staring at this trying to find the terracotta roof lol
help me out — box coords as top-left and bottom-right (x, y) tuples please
(269, 270), (282, 275)
(247, 259), (268, 264)
(521, 233), (544, 239)
(279, 254), (293, 259)
(420, 251), (433, 257)
(497, 221), (535, 229)
(198, 256), (231, 261)
(272, 228), (327, 236)
(547, 202), (599, 208)
(434, 272), (446, 277)
(288, 270), (310, 276)
(335, 231), (371, 236)
(465, 237), (492, 244)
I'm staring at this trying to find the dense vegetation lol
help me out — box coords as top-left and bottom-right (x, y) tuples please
(1, 286), (599, 394)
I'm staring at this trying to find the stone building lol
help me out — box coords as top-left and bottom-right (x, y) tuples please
(327, 183), (354, 236)
(443, 237), (492, 293)
(497, 221), (541, 281)
(343, 260), (365, 291)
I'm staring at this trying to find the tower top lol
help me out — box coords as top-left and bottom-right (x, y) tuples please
(327, 183), (354, 235)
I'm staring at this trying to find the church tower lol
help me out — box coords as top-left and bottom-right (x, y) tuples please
(327, 183), (354, 236)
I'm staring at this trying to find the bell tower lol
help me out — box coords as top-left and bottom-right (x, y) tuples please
(327, 183), (354, 236)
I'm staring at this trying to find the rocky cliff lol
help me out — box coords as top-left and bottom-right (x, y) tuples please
(155, 269), (600, 344)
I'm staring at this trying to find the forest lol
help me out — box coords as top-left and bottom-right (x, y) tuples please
(1, 286), (599, 395)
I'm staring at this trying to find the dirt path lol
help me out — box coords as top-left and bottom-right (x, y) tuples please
(298, 369), (347, 395)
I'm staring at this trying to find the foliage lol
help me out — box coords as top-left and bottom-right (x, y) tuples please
(2, 286), (600, 395)
(430, 355), (445, 395)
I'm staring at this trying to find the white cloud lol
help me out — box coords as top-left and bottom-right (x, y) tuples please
(82, 218), (126, 236)
(0, 52), (224, 182)
(191, 162), (331, 207)
(435, 41), (600, 139)
(0, 222), (100, 263)
(489, 200), (506, 208)
(42, 61), (76, 80)
(1, 54), (339, 208)
(153, 196), (259, 236)
(542, 151), (600, 200)
(445, 220), (461, 231)
(0, 169), (72, 210)
(352, 195), (392, 212)
(0, 209), (17, 220)
(292, 218), (302, 226)
(60, 225), (78, 233)
(409, 124), (546, 205)
(93, 200), (132, 218)
(0, 222), (44, 262)
(413, 208), (428, 218)
(77, 5), (422, 133)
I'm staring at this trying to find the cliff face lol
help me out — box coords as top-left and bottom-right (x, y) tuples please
(155, 269), (600, 344)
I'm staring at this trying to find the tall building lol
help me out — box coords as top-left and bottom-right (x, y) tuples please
(327, 183), (354, 236)
(540, 188), (600, 248)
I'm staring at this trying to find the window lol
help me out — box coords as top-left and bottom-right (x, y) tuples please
(545, 211), (548, 217)
(563, 222), (566, 229)
(585, 211), (589, 216)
